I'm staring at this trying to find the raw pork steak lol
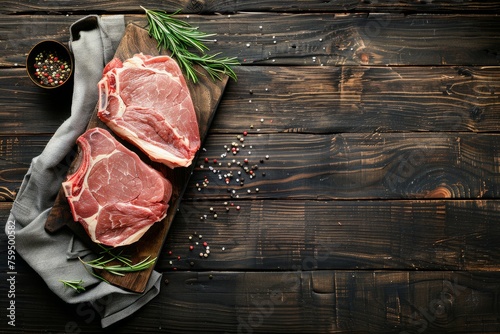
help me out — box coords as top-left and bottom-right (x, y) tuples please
(62, 127), (172, 247)
(97, 53), (200, 169)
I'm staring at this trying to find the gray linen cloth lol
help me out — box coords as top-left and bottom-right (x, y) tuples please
(5, 15), (162, 328)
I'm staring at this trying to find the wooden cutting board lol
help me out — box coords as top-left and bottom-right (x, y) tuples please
(44, 23), (229, 293)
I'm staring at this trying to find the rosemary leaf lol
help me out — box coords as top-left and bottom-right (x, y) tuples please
(79, 255), (157, 276)
(98, 244), (132, 265)
(141, 6), (239, 83)
(60, 279), (86, 293)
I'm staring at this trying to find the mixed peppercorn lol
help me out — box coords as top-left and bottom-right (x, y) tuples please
(165, 120), (273, 271)
(32, 51), (71, 87)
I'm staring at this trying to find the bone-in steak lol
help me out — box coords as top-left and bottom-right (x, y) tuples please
(97, 53), (200, 169)
(62, 127), (172, 247)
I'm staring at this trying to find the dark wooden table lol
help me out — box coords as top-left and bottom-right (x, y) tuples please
(2, 1), (500, 333)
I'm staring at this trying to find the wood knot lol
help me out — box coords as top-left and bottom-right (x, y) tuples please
(457, 67), (473, 77)
(359, 53), (369, 64)
(469, 106), (484, 121)
(425, 186), (452, 198)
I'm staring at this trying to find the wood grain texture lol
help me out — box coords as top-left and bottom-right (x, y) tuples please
(3, 66), (499, 136)
(2, 0), (500, 14)
(2, 3), (500, 333)
(2, 132), (498, 201)
(158, 199), (500, 271)
(0, 135), (53, 200)
(0, 68), (73, 134)
(214, 66), (500, 133)
(4, 197), (500, 272)
(152, 271), (500, 333)
(184, 133), (500, 200)
(2, 132), (500, 202)
(0, 261), (498, 333)
(2, 14), (500, 67)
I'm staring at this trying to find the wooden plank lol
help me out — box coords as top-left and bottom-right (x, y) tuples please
(2, 5), (500, 334)
(135, 13), (500, 66)
(159, 199), (500, 271)
(154, 271), (500, 333)
(2, 0), (500, 14)
(214, 66), (500, 133)
(0, 135), (53, 201)
(0, 69), (73, 134)
(2, 132), (500, 202)
(3, 266), (500, 333)
(4, 197), (500, 272)
(0, 202), (12, 220)
(2, 65), (500, 135)
(0, 15), (78, 67)
(2, 14), (500, 67)
(184, 132), (500, 200)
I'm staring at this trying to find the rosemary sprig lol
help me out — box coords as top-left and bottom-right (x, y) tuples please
(97, 244), (133, 266)
(79, 255), (157, 277)
(142, 6), (239, 83)
(60, 246), (157, 289)
(60, 279), (86, 293)
(77, 245), (157, 282)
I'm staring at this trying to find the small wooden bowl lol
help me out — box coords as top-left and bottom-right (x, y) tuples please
(26, 40), (74, 90)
